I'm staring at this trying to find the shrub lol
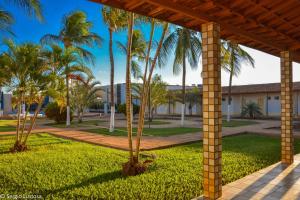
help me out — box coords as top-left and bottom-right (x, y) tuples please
(45, 102), (73, 123)
(241, 102), (262, 119)
(117, 103), (139, 116)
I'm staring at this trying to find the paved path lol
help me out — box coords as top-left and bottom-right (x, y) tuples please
(217, 154), (300, 200)
(2, 120), (299, 151)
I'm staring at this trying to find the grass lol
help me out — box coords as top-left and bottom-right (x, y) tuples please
(133, 120), (170, 125)
(222, 120), (259, 127)
(0, 120), (17, 132)
(84, 127), (202, 137)
(46, 119), (106, 128)
(0, 133), (298, 199)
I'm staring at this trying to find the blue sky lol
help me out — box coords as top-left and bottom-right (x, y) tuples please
(3, 0), (300, 86)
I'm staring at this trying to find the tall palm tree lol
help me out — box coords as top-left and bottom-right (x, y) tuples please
(43, 44), (93, 117)
(41, 10), (102, 126)
(124, 12), (135, 173)
(117, 29), (146, 78)
(135, 22), (169, 162)
(102, 6), (127, 132)
(0, 0), (43, 34)
(222, 41), (255, 122)
(162, 27), (201, 127)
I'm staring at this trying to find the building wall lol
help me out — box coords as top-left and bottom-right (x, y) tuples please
(100, 83), (300, 117)
(3, 94), (12, 115)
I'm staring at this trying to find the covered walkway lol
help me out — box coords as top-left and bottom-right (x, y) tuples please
(90, 0), (300, 199)
(220, 154), (300, 200)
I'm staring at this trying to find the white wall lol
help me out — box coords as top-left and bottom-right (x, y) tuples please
(3, 94), (12, 114)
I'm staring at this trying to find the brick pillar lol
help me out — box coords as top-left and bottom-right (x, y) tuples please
(280, 51), (294, 165)
(202, 22), (222, 200)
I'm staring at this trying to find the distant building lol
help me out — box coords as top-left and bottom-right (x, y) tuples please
(101, 82), (300, 117)
(0, 89), (12, 116)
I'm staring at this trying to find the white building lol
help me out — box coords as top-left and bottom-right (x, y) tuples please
(101, 82), (300, 117)
(0, 89), (12, 115)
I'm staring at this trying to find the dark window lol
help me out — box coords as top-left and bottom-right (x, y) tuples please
(267, 96), (271, 100)
(222, 98), (226, 101)
(274, 96), (280, 100)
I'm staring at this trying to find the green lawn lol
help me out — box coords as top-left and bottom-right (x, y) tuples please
(0, 120), (16, 132)
(222, 120), (258, 127)
(133, 120), (170, 125)
(84, 127), (202, 137)
(46, 119), (106, 128)
(0, 133), (298, 199)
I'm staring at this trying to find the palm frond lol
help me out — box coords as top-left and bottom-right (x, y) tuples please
(40, 34), (62, 46)
(9, 0), (44, 21)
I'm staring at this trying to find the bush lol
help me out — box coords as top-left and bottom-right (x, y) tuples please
(117, 104), (139, 116)
(241, 102), (262, 119)
(45, 102), (73, 123)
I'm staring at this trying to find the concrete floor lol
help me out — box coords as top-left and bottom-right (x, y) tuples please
(220, 154), (300, 200)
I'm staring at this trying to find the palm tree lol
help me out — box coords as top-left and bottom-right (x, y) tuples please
(41, 10), (102, 126)
(132, 74), (167, 122)
(42, 44), (93, 123)
(241, 102), (262, 119)
(70, 76), (102, 123)
(0, 0), (43, 34)
(117, 29), (146, 79)
(163, 27), (201, 127)
(0, 9), (13, 34)
(222, 41), (254, 122)
(0, 39), (54, 152)
(122, 12), (135, 175)
(102, 6), (127, 132)
(135, 22), (169, 162)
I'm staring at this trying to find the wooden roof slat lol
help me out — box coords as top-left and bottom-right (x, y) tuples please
(90, 0), (300, 63)
(144, 0), (285, 50)
(211, 1), (300, 47)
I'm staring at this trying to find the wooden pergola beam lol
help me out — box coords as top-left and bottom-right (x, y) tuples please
(144, 0), (286, 50)
(212, 1), (300, 50)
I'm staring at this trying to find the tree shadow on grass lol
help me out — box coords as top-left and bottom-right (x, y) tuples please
(44, 170), (122, 198)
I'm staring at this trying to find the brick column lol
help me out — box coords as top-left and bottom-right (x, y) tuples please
(202, 22), (222, 200)
(280, 51), (294, 165)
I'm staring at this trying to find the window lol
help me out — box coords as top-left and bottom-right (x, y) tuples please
(267, 96), (271, 100)
(274, 96), (280, 100)
(222, 98), (226, 101)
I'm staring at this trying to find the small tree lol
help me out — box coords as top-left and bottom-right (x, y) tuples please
(117, 103), (139, 116)
(0, 40), (55, 152)
(45, 102), (73, 123)
(185, 87), (201, 115)
(241, 102), (262, 119)
(132, 74), (167, 122)
(70, 76), (102, 123)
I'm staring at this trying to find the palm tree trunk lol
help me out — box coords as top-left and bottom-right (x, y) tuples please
(227, 52), (234, 122)
(227, 71), (233, 122)
(23, 97), (44, 145)
(66, 74), (71, 126)
(143, 19), (155, 81)
(135, 23), (169, 160)
(109, 28), (115, 132)
(77, 110), (81, 123)
(15, 100), (22, 144)
(126, 12), (134, 163)
(181, 51), (186, 127)
(20, 103), (30, 141)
